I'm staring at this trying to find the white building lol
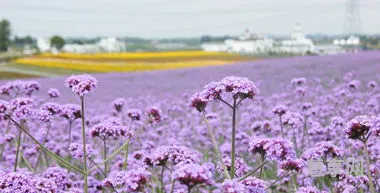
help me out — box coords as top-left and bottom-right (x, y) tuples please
(277, 23), (316, 54)
(333, 36), (360, 46)
(37, 37), (51, 52)
(201, 29), (274, 54)
(97, 37), (126, 52)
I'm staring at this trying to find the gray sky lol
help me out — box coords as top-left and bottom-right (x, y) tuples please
(1, 0), (379, 38)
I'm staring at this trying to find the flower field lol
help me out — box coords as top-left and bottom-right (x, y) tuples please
(0, 51), (380, 193)
(13, 51), (255, 73)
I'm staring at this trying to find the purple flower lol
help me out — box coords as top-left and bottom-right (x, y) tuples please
(47, 88), (60, 98)
(217, 157), (249, 177)
(90, 120), (133, 139)
(302, 141), (343, 160)
(241, 176), (267, 193)
(291, 77), (307, 87)
(127, 108), (142, 121)
(147, 106), (162, 124)
(296, 186), (326, 193)
(0, 172), (35, 192)
(69, 143), (94, 159)
(249, 138), (295, 161)
(147, 145), (200, 166)
(41, 102), (61, 115)
(217, 179), (247, 193)
(272, 105), (288, 116)
(42, 167), (72, 190)
(172, 163), (214, 189)
(60, 104), (81, 122)
(111, 98), (126, 113)
(280, 159), (305, 173)
(348, 80), (361, 91)
(104, 168), (150, 192)
(189, 93), (209, 112)
(65, 74), (97, 96)
(367, 81), (377, 90)
(345, 115), (373, 140)
(0, 100), (8, 115)
(33, 177), (58, 192)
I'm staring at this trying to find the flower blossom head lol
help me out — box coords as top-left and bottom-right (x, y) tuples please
(41, 102), (61, 115)
(189, 93), (209, 112)
(291, 77), (307, 87)
(65, 74), (97, 96)
(42, 167), (72, 190)
(345, 115), (373, 141)
(241, 176), (267, 193)
(33, 177), (58, 192)
(127, 108), (142, 121)
(111, 98), (126, 113)
(172, 163), (214, 189)
(69, 143), (94, 159)
(10, 97), (34, 120)
(272, 105), (288, 116)
(0, 100), (9, 115)
(147, 106), (162, 123)
(348, 80), (361, 91)
(189, 76), (257, 112)
(302, 141), (343, 160)
(104, 169), (150, 192)
(0, 171), (35, 192)
(218, 179), (247, 193)
(249, 138), (295, 161)
(48, 88), (60, 98)
(367, 81), (377, 90)
(60, 104), (81, 122)
(296, 186), (326, 193)
(280, 159), (305, 173)
(147, 145), (200, 166)
(217, 157), (249, 177)
(90, 120), (133, 140)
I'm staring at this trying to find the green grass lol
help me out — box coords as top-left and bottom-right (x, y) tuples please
(5, 63), (88, 75)
(0, 71), (40, 80)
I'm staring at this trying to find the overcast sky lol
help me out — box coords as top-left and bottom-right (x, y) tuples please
(1, 0), (379, 38)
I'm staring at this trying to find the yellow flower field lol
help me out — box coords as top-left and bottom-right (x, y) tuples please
(14, 58), (236, 72)
(38, 51), (234, 60)
(13, 51), (256, 73)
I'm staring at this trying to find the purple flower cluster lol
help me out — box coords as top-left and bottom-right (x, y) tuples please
(111, 97), (126, 113)
(146, 145), (200, 166)
(217, 157), (250, 177)
(190, 76), (258, 111)
(218, 178), (267, 193)
(90, 119), (133, 139)
(127, 108), (142, 121)
(249, 138), (295, 161)
(147, 106), (162, 123)
(0, 80), (40, 97)
(47, 88), (60, 98)
(69, 143), (94, 159)
(104, 168), (150, 192)
(345, 115), (373, 140)
(302, 141), (343, 160)
(172, 163), (214, 189)
(65, 74), (97, 96)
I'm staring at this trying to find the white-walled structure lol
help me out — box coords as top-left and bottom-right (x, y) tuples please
(38, 37), (126, 53)
(277, 23), (316, 54)
(201, 29), (274, 54)
(37, 37), (51, 52)
(333, 36), (360, 46)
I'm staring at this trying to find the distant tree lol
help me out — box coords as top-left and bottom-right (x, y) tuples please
(0, 19), (11, 52)
(50, 35), (65, 50)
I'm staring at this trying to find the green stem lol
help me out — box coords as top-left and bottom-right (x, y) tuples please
(88, 138), (130, 173)
(363, 139), (375, 193)
(7, 116), (84, 174)
(265, 172), (289, 190)
(259, 154), (265, 179)
(239, 160), (268, 181)
(34, 126), (51, 170)
(123, 141), (130, 170)
(80, 96), (89, 193)
(21, 152), (35, 172)
(103, 139), (108, 176)
(202, 112), (231, 179)
(67, 121), (72, 163)
(160, 166), (165, 193)
(169, 180), (176, 193)
(279, 115), (284, 138)
(14, 128), (22, 172)
(231, 99), (237, 178)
